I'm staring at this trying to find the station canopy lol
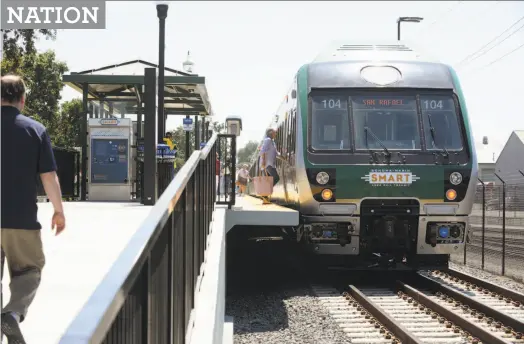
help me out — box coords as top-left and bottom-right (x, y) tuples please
(62, 59), (213, 116)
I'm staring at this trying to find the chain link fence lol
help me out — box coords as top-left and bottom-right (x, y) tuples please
(450, 171), (524, 282)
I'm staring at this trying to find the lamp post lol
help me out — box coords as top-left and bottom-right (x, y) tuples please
(183, 51), (195, 159)
(157, 2), (168, 143)
(397, 16), (423, 41)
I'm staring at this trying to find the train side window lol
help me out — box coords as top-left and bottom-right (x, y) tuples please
(291, 109), (297, 154)
(286, 113), (292, 159)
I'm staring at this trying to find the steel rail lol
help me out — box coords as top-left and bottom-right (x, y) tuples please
(348, 285), (424, 344)
(446, 269), (524, 304)
(396, 281), (511, 344)
(417, 273), (524, 333)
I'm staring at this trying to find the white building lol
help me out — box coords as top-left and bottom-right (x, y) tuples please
(476, 137), (498, 184)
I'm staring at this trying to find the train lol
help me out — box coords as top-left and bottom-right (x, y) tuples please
(246, 41), (478, 270)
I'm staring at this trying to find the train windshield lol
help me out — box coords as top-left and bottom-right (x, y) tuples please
(352, 95), (421, 150)
(311, 95), (351, 150)
(420, 95), (463, 151)
(310, 93), (464, 152)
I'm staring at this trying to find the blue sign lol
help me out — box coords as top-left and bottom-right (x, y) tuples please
(200, 142), (206, 149)
(137, 144), (177, 157)
(183, 117), (194, 131)
(157, 144), (177, 157)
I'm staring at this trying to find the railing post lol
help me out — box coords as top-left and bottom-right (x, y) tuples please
(230, 135), (236, 209)
(81, 83), (88, 201)
(217, 136), (221, 203)
(478, 178), (486, 270)
(494, 173), (506, 276)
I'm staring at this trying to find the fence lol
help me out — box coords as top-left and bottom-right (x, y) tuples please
(59, 134), (222, 343)
(215, 134), (237, 208)
(451, 173), (524, 282)
(135, 134), (237, 206)
(37, 147), (80, 200)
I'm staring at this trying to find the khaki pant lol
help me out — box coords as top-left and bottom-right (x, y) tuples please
(1, 229), (45, 322)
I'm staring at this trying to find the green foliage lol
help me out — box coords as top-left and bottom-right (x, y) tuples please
(237, 140), (259, 166)
(1, 29), (74, 148)
(168, 120), (225, 171)
(2, 29), (56, 72)
(48, 99), (83, 148)
(20, 51), (68, 122)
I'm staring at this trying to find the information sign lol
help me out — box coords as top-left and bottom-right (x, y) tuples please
(183, 117), (194, 131)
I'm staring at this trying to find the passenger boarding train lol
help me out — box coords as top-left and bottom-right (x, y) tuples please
(247, 41), (477, 270)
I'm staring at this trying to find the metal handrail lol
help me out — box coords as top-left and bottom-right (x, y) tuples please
(201, 134), (218, 159)
(59, 134), (219, 343)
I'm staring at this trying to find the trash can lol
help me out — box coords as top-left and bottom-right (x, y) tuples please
(156, 144), (176, 197)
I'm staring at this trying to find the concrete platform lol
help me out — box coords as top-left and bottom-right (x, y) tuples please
(225, 195), (299, 231)
(1, 201), (152, 344)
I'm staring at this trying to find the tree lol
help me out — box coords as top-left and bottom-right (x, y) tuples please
(237, 141), (259, 165)
(2, 29), (56, 72)
(167, 119), (226, 171)
(1, 30), (69, 142)
(48, 99), (83, 148)
(20, 51), (68, 122)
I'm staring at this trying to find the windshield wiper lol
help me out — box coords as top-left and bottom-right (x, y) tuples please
(364, 126), (391, 158)
(426, 114), (449, 159)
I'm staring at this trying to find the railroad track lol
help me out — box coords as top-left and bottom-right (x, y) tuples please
(424, 270), (524, 323)
(312, 269), (524, 343)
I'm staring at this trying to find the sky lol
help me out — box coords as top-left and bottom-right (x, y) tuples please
(35, 1), (524, 161)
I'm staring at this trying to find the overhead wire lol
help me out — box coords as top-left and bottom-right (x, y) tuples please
(465, 41), (524, 76)
(457, 15), (524, 67)
(482, 41), (524, 68)
(413, 1), (464, 38)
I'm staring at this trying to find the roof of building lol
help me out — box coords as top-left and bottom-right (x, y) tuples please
(62, 59), (213, 116)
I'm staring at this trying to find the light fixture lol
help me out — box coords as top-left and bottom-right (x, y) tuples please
(183, 51), (194, 73)
(446, 189), (457, 201)
(321, 189), (333, 201)
(156, 1), (168, 19)
(449, 172), (463, 185)
(316, 172), (330, 185)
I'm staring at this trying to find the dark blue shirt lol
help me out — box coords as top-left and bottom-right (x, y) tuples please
(1, 106), (57, 230)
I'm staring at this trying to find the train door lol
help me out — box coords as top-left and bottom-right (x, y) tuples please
(282, 112), (290, 203)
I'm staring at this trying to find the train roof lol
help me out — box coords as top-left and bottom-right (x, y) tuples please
(307, 41), (455, 90)
(312, 40), (439, 64)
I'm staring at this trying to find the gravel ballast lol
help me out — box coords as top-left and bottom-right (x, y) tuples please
(226, 238), (351, 344)
(226, 232), (524, 344)
(227, 288), (351, 344)
(449, 261), (524, 294)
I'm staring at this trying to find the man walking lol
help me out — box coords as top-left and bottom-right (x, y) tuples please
(1, 75), (66, 343)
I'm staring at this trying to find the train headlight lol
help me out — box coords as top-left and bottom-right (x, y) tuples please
(438, 226), (450, 238)
(449, 172), (462, 185)
(321, 189), (333, 201)
(316, 172), (330, 185)
(446, 189), (457, 201)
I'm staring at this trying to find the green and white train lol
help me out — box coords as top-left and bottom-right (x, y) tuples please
(248, 41), (477, 270)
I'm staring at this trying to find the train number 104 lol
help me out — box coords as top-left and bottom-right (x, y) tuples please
(423, 100), (444, 110)
(321, 99), (342, 109)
